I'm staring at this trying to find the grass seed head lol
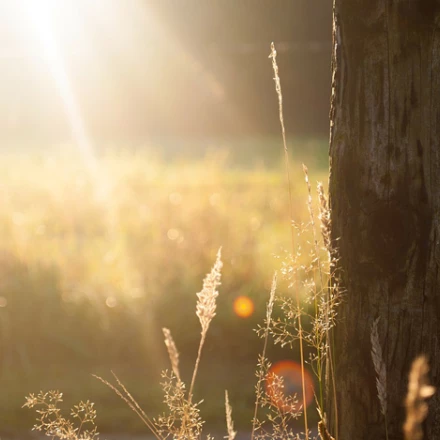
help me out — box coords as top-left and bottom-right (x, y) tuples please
(163, 327), (181, 381)
(317, 182), (331, 253)
(225, 390), (237, 440)
(370, 317), (387, 416)
(196, 247), (222, 334)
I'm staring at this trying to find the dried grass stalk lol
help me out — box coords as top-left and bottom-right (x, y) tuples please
(196, 248), (222, 334)
(189, 248), (223, 400)
(269, 41), (309, 440)
(162, 327), (181, 382)
(23, 391), (99, 440)
(266, 272), (277, 325)
(251, 273), (277, 440)
(403, 356), (435, 440)
(318, 419), (335, 440)
(371, 317), (389, 440)
(317, 182), (331, 253)
(371, 317), (387, 416)
(93, 373), (162, 440)
(224, 390), (237, 440)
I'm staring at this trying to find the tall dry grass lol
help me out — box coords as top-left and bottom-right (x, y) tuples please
(225, 390), (237, 440)
(23, 391), (99, 440)
(190, 247), (222, 401)
(94, 250), (222, 440)
(269, 41), (309, 439)
(22, 43), (438, 440)
(371, 317), (388, 439)
(268, 42), (342, 439)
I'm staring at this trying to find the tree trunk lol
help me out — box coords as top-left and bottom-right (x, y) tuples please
(328, 1), (440, 439)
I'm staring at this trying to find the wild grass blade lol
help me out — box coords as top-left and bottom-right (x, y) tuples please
(251, 272), (277, 440)
(269, 41), (309, 440)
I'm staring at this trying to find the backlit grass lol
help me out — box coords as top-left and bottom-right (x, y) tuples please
(0, 142), (328, 434)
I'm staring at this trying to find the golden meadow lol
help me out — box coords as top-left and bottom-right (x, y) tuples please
(0, 141), (327, 432)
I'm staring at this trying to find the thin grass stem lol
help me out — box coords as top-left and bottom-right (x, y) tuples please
(269, 42), (309, 440)
(93, 374), (162, 440)
(303, 164), (324, 411)
(189, 332), (206, 402)
(251, 273), (277, 440)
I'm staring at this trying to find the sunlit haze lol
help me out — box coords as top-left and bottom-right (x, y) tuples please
(1, 0), (234, 146)
(0, 2), (333, 435)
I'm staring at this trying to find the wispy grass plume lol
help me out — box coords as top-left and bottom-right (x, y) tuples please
(251, 273), (277, 440)
(23, 391), (99, 440)
(93, 250), (223, 440)
(163, 327), (181, 382)
(316, 181), (338, 438)
(155, 371), (204, 440)
(371, 318), (387, 418)
(317, 182), (331, 253)
(189, 247), (223, 400)
(371, 317), (388, 440)
(269, 41), (309, 440)
(225, 390), (237, 440)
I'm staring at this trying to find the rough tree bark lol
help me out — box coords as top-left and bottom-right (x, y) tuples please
(328, 1), (440, 439)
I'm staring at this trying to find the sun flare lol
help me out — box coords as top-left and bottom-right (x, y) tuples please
(233, 295), (255, 318)
(23, 1), (98, 176)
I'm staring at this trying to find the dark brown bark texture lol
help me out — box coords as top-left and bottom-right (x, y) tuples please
(328, 0), (440, 439)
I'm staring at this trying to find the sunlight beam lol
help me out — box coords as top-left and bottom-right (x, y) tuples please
(24, 0), (99, 178)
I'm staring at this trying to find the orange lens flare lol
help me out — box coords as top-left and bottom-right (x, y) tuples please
(265, 360), (314, 412)
(233, 295), (254, 318)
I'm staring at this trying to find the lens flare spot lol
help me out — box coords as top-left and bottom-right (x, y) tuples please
(167, 228), (180, 240)
(266, 360), (314, 412)
(105, 296), (118, 308)
(0, 297), (7, 307)
(233, 295), (254, 318)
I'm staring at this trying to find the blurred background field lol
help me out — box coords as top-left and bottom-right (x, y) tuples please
(0, 0), (332, 436)
(0, 139), (328, 434)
